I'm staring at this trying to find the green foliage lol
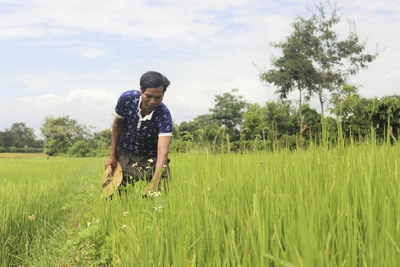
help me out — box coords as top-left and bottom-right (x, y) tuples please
(209, 88), (247, 139)
(0, 146), (43, 153)
(259, 15), (317, 99)
(68, 140), (92, 157)
(369, 95), (400, 140)
(0, 156), (105, 266)
(41, 116), (93, 156)
(62, 223), (113, 266)
(0, 122), (38, 149)
(259, 2), (378, 138)
(4, 144), (399, 266)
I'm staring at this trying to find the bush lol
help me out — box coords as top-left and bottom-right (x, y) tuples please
(68, 141), (91, 157)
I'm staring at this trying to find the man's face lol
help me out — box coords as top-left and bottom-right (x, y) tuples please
(140, 86), (164, 113)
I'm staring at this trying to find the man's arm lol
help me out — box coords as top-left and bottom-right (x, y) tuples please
(105, 117), (126, 169)
(148, 135), (171, 192)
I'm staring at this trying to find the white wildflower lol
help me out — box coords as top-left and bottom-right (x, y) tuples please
(153, 206), (162, 212)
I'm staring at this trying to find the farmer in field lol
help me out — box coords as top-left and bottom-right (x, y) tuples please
(105, 71), (172, 196)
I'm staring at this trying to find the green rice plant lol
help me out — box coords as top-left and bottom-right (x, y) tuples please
(2, 139), (400, 266)
(0, 154), (105, 266)
(59, 140), (399, 266)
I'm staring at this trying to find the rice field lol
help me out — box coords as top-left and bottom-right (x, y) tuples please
(1, 142), (399, 266)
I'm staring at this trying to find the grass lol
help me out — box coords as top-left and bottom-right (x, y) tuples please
(1, 143), (399, 266)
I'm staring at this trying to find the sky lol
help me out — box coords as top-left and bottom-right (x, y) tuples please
(0, 0), (399, 138)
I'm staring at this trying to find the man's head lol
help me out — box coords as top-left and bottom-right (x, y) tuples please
(140, 71), (170, 93)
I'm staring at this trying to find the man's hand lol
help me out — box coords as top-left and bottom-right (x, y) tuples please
(142, 179), (160, 197)
(105, 156), (118, 170)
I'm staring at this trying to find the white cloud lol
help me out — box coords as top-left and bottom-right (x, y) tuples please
(1, 89), (119, 136)
(385, 69), (400, 80)
(60, 46), (107, 59)
(0, 27), (46, 39)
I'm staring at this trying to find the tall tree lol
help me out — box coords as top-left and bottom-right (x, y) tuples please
(307, 3), (378, 123)
(259, 16), (317, 149)
(260, 2), (378, 147)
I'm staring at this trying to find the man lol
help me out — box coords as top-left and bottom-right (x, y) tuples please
(105, 71), (172, 196)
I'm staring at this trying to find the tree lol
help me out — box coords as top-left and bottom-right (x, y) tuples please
(330, 84), (372, 139)
(243, 103), (267, 139)
(175, 114), (219, 152)
(260, 2), (378, 148)
(259, 15), (317, 149)
(300, 103), (321, 141)
(41, 116), (92, 155)
(306, 3), (378, 124)
(368, 95), (400, 142)
(0, 129), (17, 149)
(0, 123), (37, 148)
(264, 99), (298, 139)
(209, 88), (247, 141)
(9, 122), (36, 148)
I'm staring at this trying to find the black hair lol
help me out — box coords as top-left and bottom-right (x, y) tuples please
(140, 71), (170, 93)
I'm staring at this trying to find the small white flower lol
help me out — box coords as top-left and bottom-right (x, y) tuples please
(132, 162), (138, 167)
(94, 218), (100, 224)
(153, 206), (162, 212)
(145, 165), (151, 169)
(148, 158), (154, 163)
(122, 224), (127, 229)
(87, 222), (91, 227)
(123, 211), (129, 217)
(149, 191), (162, 197)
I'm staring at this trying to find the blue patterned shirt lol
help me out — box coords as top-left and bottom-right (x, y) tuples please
(114, 90), (173, 157)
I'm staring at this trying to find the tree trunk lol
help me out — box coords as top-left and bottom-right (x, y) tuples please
(390, 127), (397, 144)
(213, 135), (218, 153)
(318, 84), (324, 144)
(299, 88), (303, 150)
(262, 129), (266, 152)
(220, 127), (225, 153)
(226, 133), (230, 153)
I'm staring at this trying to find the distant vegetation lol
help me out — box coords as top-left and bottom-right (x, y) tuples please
(1, 87), (399, 156)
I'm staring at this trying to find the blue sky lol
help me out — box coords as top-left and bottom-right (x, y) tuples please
(0, 0), (399, 138)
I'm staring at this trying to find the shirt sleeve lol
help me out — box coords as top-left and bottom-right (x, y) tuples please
(114, 91), (131, 119)
(157, 105), (173, 136)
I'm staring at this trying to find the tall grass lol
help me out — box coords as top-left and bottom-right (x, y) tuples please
(1, 140), (399, 266)
(0, 154), (104, 266)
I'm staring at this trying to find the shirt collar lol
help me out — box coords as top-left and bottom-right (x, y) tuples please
(137, 96), (155, 121)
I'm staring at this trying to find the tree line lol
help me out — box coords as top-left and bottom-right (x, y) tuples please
(173, 87), (399, 153)
(1, 86), (398, 156)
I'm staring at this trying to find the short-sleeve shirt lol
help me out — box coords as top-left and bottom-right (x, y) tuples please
(114, 90), (173, 157)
